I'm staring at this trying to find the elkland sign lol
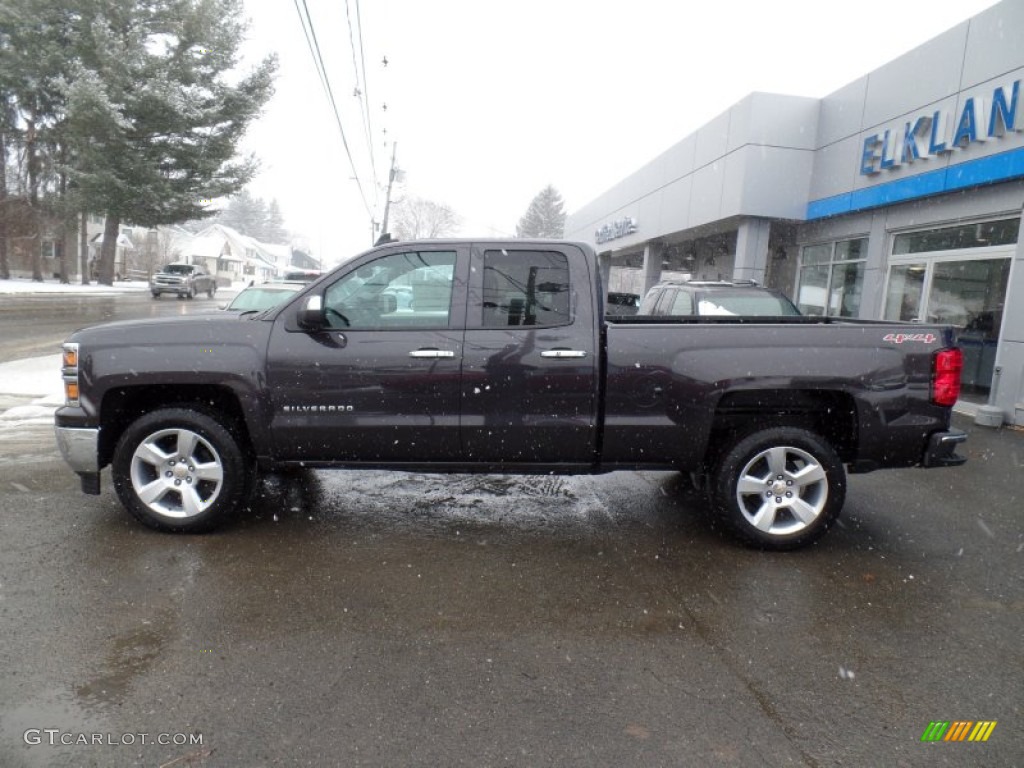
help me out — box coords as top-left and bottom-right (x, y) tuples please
(860, 80), (1021, 175)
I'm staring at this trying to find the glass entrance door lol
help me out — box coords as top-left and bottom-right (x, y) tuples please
(884, 255), (1011, 399)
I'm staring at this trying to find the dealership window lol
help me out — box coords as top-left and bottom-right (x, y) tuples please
(796, 237), (867, 317)
(891, 219), (1018, 255)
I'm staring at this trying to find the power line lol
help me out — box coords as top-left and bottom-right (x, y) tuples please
(346, 0), (378, 206)
(291, 0), (374, 219)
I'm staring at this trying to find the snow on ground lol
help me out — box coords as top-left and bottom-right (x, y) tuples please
(0, 277), (248, 295)
(0, 278), (149, 295)
(0, 354), (64, 427)
(0, 355), (62, 397)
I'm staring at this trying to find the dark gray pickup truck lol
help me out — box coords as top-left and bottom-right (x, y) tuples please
(55, 239), (967, 549)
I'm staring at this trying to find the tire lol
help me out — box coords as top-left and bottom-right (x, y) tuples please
(186, 286), (195, 300)
(206, 283), (216, 298)
(151, 292), (160, 299)
(709, 427), (845, 550)
(112, 407), (254, 533)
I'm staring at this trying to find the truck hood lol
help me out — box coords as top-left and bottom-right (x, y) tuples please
(67, 313), (270, 347)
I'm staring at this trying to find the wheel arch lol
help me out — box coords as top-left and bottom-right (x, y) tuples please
(707, 388), (859, 467)
(99, 385), (253, 468)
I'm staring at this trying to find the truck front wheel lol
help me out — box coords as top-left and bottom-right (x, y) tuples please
(710, 427), (845, 550)
(112, 407), (253, 532)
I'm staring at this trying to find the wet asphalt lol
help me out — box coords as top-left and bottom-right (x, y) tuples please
(0, 413), (1021, 767)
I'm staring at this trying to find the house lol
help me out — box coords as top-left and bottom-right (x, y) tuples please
(2, 204), (300, 286)
(183, 224), (284, 284)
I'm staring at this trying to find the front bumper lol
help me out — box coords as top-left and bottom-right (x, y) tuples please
(55, 426), (102, 494)
(922, 428), (968, 468)
(151, 283), (188, 295)
(55, 426), (99, 472)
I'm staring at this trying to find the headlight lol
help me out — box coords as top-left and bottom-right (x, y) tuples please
(62, 342), (80, 407)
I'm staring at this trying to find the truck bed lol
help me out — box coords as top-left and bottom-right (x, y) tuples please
(601, 317), (957, 471)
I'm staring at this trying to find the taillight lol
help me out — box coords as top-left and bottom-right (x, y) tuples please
(932, 348), (962, 407)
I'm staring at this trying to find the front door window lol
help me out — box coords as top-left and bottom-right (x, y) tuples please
(323, 250), (457, 329)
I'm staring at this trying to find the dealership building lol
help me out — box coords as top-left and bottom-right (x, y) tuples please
(565, 0), (1024, 426)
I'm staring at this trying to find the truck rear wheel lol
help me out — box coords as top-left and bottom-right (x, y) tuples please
(112, 407), (253, 532)
(710, 427), (845, 550)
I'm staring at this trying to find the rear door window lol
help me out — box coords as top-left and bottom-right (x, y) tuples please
(667, 290), (694, 315)
(638, 289), (662, 315)
(479, 249), (571, 328)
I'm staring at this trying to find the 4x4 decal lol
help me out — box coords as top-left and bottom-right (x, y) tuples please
(883, 332), (937, 344)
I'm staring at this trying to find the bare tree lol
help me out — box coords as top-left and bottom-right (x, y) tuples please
(151, 228), (186, 271)
(391, 196), (460, 240)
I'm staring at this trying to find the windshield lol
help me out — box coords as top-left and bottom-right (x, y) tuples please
(226, 286), (299, 311)
(161, 264), (194, 275)
(698, 291), (801, 316)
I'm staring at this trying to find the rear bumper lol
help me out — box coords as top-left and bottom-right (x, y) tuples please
(922, 428), (968, 468)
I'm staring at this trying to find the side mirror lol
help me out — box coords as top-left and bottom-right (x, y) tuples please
(297, 294), (325, 330)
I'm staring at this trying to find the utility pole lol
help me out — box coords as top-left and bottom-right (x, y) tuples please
(377, 142), (398, 245)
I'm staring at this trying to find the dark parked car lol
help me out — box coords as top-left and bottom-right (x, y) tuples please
(605, 291), (640, 316)
(150, 263), (217, 299)
(281, 268), (322, 282)
(640, 280), (801, 317)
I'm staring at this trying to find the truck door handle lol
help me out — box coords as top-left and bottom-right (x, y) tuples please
(541, 349), (588, 359)
(409, 349), (455, 358)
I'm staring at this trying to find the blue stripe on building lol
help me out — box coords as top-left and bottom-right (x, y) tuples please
(807, 146), (1024, 220)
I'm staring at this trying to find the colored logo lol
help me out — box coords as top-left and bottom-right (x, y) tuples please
(921, 721), (997, 742)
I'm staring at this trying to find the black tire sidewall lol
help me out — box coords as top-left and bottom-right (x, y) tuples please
(711, 427), (846, 550)
(111, 406), (252, 533)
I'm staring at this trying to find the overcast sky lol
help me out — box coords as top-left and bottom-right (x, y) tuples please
(237, 0), (1000, 265)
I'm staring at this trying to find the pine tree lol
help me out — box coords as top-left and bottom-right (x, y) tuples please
(219, 190), (268, 237)
(263, 199), (288, 243)
(516, 185), (566, 238)
(0, 0), (84, 280)
(62, 0), (277, 284)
